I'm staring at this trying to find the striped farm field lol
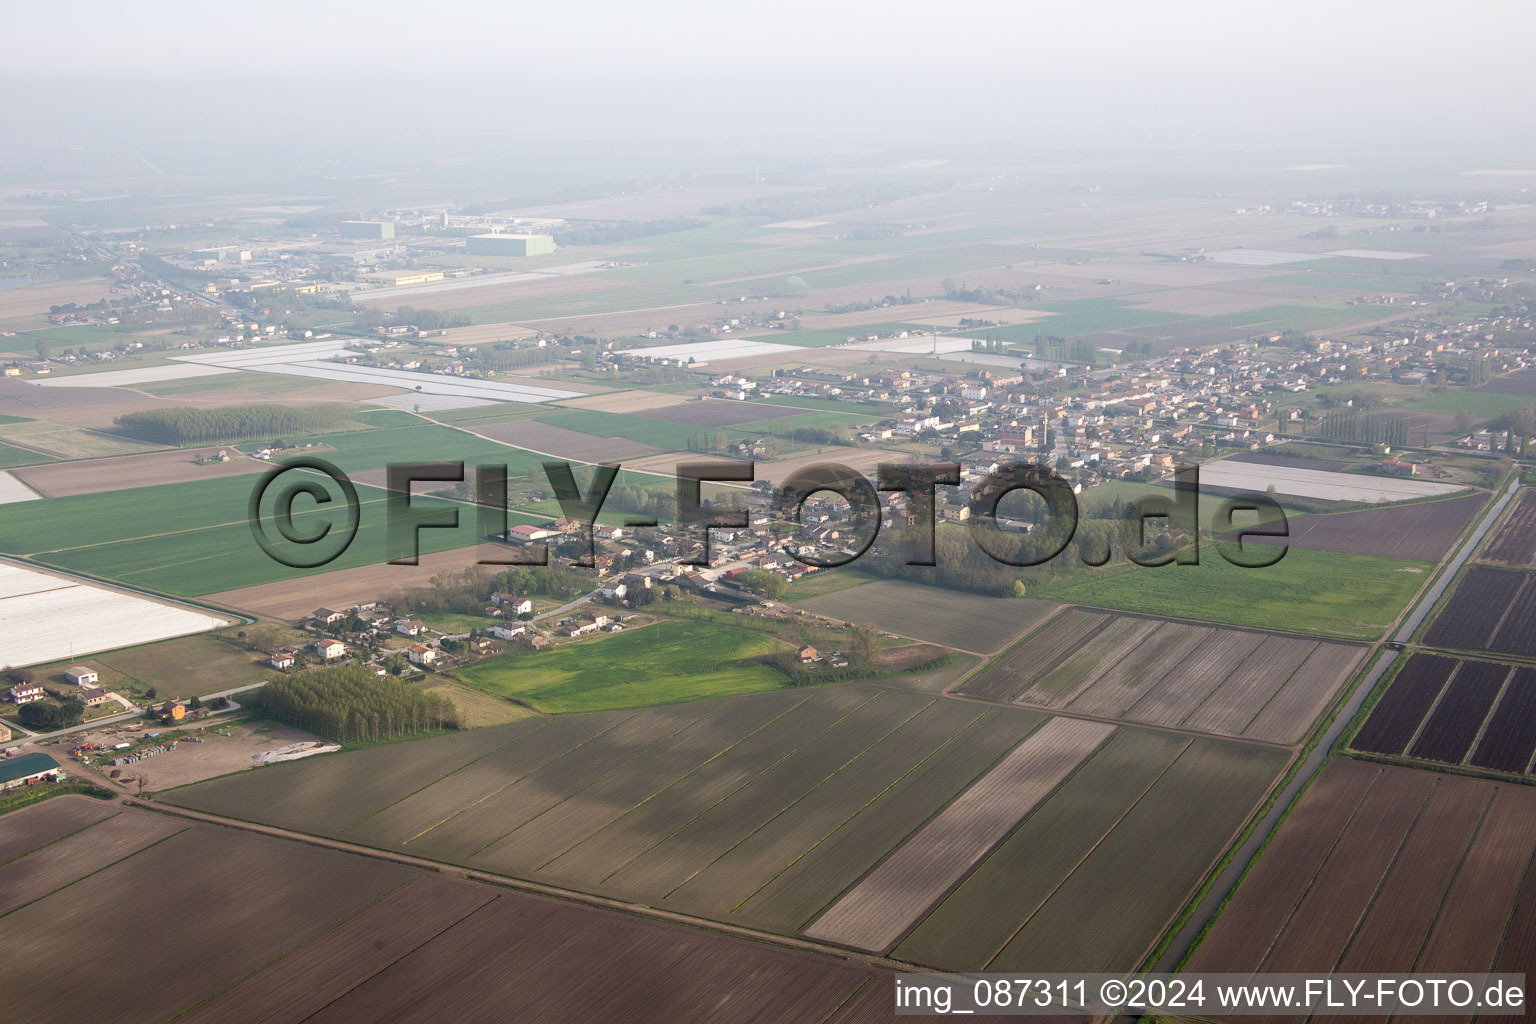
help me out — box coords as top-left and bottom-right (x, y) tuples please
(162, 681), (1290, 972)
(1351, 652), (1536, 776)
(803, 717), (1117, 952)
(962, 610), (1366, 744)
(797, 579), (1060, 655)
(1186, 759), (1536, 996)
(0, 800), (886, 1024)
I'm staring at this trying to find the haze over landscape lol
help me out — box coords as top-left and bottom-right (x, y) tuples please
(3, 3), (1536, 1021)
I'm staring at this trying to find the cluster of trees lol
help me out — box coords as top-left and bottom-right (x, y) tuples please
(114, 404), (354, 444)
(1317, 410), (1412, 447)
(20, 699), (83, 730)
(783, 426), (853, 446)
(260, 666), (459, 743)
(1033, 335), (1098, 366)
(465, 344), (566, 372)
(389, 565), (593, 620)
(825, 294), (920, 315)
(553, 217), (707, 246)
(388, 306), (471, 331)
(942, 281), (1035, 306)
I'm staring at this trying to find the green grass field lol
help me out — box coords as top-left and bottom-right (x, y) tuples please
(0, 440), (56, 468)
(1034, 547), (1429, 640)
(454, 619), (791, 713)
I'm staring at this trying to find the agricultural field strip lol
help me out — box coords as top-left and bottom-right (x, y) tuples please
(1184, 758), (1381, 973)
(551, 688), (885, 886)
(466, 694), (815, 867)
(1002, 609), (1366, 744)
(1013, 615), (1161, 708)
(1067, 622), (1213, 718)
(1408, 659), (1508, 764)
(1471, 667), (1536, 774)
(0, 813), (188, 919)
(602, 692), (937, 901)
(364, 712), (649, 845)
(730, 708), (1037, 935)
(661, 699), (980, 919)
(337, 716), (573, 832)
(1481, 489), (1536, 566)
(1354, 652), (1536, 773)
(958, 609), (1110, 703)
(1180, 635), (1317, 738)
(1122, 629), (1264, 726)
(1242, 643), (1369, 746)
(162, 717), (553, 836)
(1332, 776), (1492, 977)
(1253, 768), (1441, 974)
(803, 717), (1117, 952)
(362, 705), (717, 850)
(0, 800), (120, 867)
(891, 729), (1191, 970)
(175, 876), (500, 1024)
(984, 738), (1290, 973)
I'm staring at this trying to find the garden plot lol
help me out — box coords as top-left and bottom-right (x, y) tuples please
(0, 560), (233, 668)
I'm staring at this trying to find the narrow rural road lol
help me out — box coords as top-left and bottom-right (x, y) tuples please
(1153, 477), (1520, 971)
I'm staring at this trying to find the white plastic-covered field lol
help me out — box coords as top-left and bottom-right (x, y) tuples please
(0, 561), (233, 668)
(0, 471), (40, 505)
(171, 340), (581, 403)
(34, 364), (236, 388)
(1199, 460), (1467, 503)
(626, 338), (799, 362)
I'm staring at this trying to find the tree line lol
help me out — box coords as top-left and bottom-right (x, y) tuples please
(114, 404), (356, 445)
(259, 666), (459, 743)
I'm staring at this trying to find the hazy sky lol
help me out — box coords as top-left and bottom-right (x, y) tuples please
(5, 2), (1534, 168)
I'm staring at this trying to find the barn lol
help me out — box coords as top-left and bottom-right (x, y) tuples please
(0, 752), (64, 790)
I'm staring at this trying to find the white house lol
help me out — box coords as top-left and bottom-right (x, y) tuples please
(407, 643), (438, 667)
(492, 623), (527, 641)
(393, 618), (426, 636)
(490, 594), (533, 615)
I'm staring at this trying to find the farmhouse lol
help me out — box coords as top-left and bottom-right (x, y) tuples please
(64, 666), (98, 686)
(491, 593), (533, 615)
(311, 639), (347, 660)
(492, 623), (527, 641)
(407, 644), (439, 667)
(0, 722), (9, 742)
(159, 700), (187, 723)
(79, 686), (114, 707)
(311, 607), (345, 627)
(8, 683), (45, 705)
(798, 645), (820, 663)
(393, 618), (427, 636)
(0, 752), (63, 790)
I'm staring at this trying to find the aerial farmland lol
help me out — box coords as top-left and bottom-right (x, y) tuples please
(3, 19), (1536, 1017)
